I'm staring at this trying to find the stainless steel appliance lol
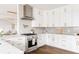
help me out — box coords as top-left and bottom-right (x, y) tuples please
(22, 33), (38, 53)
(21, 4), (33, 20)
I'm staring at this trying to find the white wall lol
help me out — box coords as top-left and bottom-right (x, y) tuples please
(18, 19), (32, 34)
(18, 4), (32, 34)
(0, 4), (17, 34)
(0, 19), (12, 33)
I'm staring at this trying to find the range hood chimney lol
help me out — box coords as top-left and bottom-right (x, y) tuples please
(21, 4), (33, 20)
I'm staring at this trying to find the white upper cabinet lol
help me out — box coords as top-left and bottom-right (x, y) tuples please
(46, 8), (64, 27)
(38, 10), (45, 27)
(60, 7), (67, 27)
(33, 8), (40, 21)
(32, 5), (79, 27)
(45, 11), (54, 27)
(64, 6), (73, 27)
(50, 10), (56, 27)
(32, 8), (40, 27)
(54, 6), (73, 27)
(45, 7), (67, 27)
(41, 11), (48, 27)
(32, 8), (45, 27)
(54, 8), (60, 27)
(49, 7), (65, 27)
(54, 8), (65, 27)
(71, 5), (79, 26)
(64, 5), (79, 27)
(48, 10), (55, 27)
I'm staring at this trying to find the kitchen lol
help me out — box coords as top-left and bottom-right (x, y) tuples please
(18, 4), (79, 54)
(1, 4), (79, 54)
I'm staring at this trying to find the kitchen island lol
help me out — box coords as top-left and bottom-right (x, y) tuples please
(0, 39), (23, 54)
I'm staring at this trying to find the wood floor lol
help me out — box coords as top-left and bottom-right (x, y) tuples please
(26, 45), (78, 54)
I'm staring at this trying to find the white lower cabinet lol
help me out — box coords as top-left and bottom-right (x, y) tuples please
(37, 34), (47, 47)
(37, 34), (79, 53)
(74, 36), (79, 52)
(46, 34), (55, 46)
(60, 35), (76, 50)
(46, 34), (77, 52)
(47, 34), (63, 48)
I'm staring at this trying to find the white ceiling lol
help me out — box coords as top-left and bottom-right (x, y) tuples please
(30, 4), (67, 10)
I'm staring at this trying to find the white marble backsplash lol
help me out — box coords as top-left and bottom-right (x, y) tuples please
(32, 27), (79, 35)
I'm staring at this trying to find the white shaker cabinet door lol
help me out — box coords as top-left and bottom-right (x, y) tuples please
(43, 11), (49, 27)
(32, 8), (45, 27)
(32, 8), (40, 27)
(47, 34), (64, 48)
(46, 11), (55, 27)
(65, 36), (76, 51)
(54, 8), (64, 27)
(49, 10), (55, 27)
(72, 5), (79, 26)
(74, 36), (79, 52)
(38, 10), (45, 27)
(64, 6), (73, 27)
(54, 9), (60, 27)
(57, 7), (65, 27)
(46, 34), (55, 46)
(46, 11), (52, 27)
(59, 35), (76, 51)
(37, 34), (46, 47)
(52, 35), (62, 47)
(33, 8), (40, 20)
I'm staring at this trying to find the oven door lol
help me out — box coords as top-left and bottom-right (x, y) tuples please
(27, 35), (37, 48)
(28, 40), (37, 48)
(27, 35), (38, 52)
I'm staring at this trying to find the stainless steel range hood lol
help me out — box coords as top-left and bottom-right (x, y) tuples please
(21, 4), (33, 20)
